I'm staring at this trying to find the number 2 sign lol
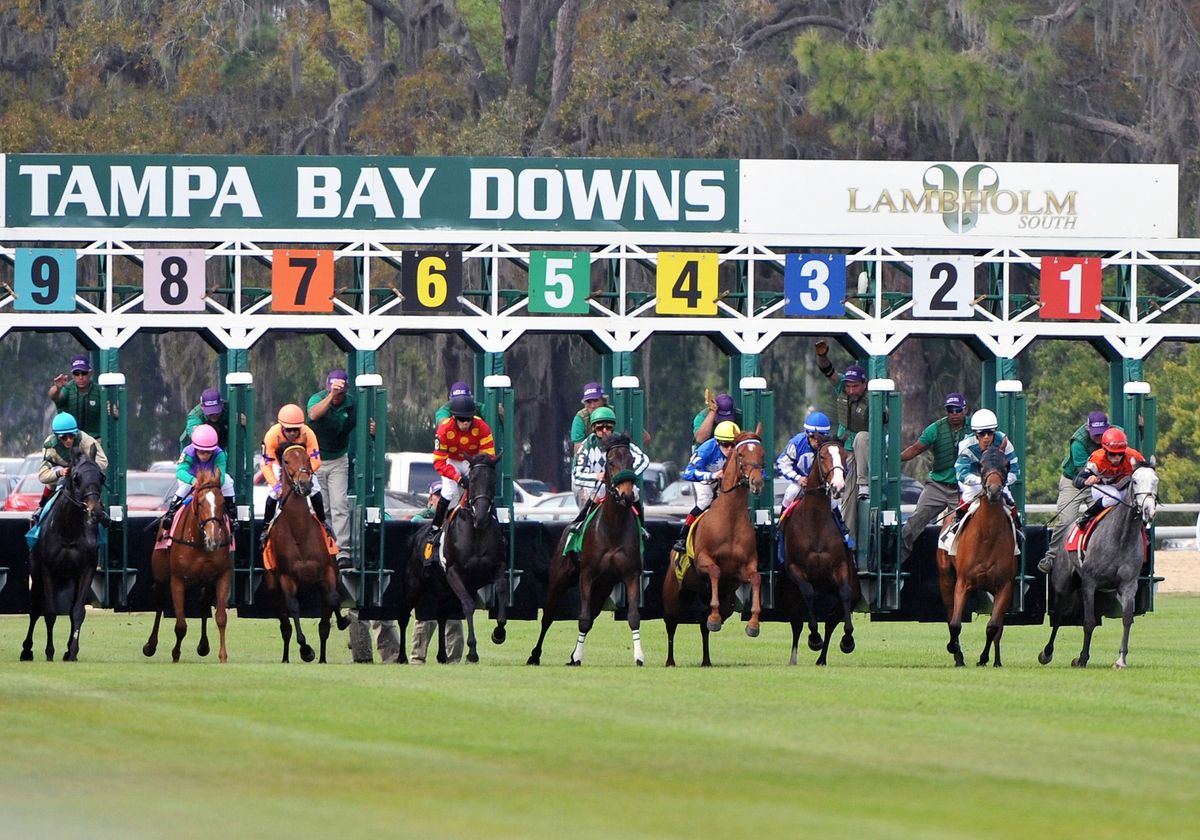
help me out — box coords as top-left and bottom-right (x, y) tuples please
(912, 255), (975, 318)
(143, 249), (207, 312)
(272, 249), (334, 312)
(1040, 256), (1101, 320)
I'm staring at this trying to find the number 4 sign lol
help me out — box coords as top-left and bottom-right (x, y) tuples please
(1040, 256), (1101, 320)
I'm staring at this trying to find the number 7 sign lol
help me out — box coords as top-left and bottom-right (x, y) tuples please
(272, 249), (334, 312)
(1040, 256), (1101, 320)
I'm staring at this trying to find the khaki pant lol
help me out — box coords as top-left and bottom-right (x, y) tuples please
(901, 480), (959, 560)
(410, 619), (464, 664)
(323, 453), (351, 560)
(1041, 475), (1088, 566)
(837, 431), (871, 538)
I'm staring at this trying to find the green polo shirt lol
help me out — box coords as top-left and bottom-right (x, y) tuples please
(54, 381), (103, 439)
(306, 390), (356, 459)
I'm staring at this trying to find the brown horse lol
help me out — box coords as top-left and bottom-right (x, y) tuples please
(264, 444), (349, 663)
(779, 437), (862, 666)
(936, 445), (1017, 667)
(663, 427), (766, 667)
(143, 471), (233, 662)
(528, 434), (644, 666)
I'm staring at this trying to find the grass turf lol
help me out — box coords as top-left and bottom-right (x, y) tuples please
(1, 597), (1198, 839)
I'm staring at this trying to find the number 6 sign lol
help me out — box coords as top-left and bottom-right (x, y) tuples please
(912, 255), (975, 318)
(1040, 256), (1101, 320)
(143, 249), (207, 312)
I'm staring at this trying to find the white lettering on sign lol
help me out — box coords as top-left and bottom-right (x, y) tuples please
(111, 166), (167, 216)
(54, 166), (105, 216)
(386, 167), (435, 219)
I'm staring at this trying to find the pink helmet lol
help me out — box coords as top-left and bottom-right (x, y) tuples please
(191, 424), (219, 451)
(277, 403), (305, 427)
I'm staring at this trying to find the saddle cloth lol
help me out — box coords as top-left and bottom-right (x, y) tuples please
(262, 513), (338, 571)
(937, 499), (1020, 556)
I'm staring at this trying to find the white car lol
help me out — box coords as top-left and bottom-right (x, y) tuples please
(520, 492), (579, 522)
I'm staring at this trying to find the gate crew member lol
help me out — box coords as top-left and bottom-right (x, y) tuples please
(815, 341), (871, 540)
(672, 420), (740, 554)
(1038, 410), (1115, 574)
(898, 392), (971, 562)
(260, 403), (330, 544)
(49, 354), (104, 441)
(180, 387), (230, 450)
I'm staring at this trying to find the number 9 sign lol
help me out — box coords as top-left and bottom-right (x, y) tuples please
(143, 249), (207, 312)
(14, 248), (77, 312)
(400, 250), (462, 312)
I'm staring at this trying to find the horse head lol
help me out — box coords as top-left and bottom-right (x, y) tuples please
(603, 434), (636, 508)
(466, 453), (498, 530)
(68, 448), (106, 525)
(812, 438), (847, 496)
(727, 429), (765, 495)
(279, 443), (313, 497)
(192, 471), (229, 552)
(980, 446), (1008, 505)
(1131, 464), (1159, 525)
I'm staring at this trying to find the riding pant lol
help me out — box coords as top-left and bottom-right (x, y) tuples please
(268, 473), (320, 499)
(1090, 477), (1132, 509)
(440, 458), (469, 505)
(175, 476), (235, 498)
(958, 478), (1015, 507)
(693, 480), (717, 511)
(781, 480), (842, 513)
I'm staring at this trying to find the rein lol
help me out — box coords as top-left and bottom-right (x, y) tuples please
(170, 487), (231, 550)
(279, 444), (311, 509)
(723, 437), (763, 492)
(808, 440), (846, 495)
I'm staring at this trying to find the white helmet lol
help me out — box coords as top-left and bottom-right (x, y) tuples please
(970, 408), (999, 433)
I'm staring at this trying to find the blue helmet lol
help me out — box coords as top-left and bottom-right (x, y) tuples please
(52, 412), (79, 436)
(803, 412), (831, 434)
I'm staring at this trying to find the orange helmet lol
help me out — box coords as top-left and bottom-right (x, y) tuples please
(1101, 427), (1127, 454)
(277, 403), (305, 428)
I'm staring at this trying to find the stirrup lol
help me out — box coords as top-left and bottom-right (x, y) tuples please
(672, 538), (686, 554)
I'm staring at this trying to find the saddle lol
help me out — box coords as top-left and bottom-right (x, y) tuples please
(672, 510), (711, 582)
(1064, 506), (1147, 565)
(262, 511), (339, 571)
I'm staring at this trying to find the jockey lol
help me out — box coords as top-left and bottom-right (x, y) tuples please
(569, 406), (650, 537)
(952, 408), (1022, 536)
(1073, 427), (1147, 525)
(428, 394), (495, 542)
(260, 403), (329, 544)
(672, 420), (740, 554)
(775, 411), (853, 548)
(32, 412), (109, 524)
(166, 424), (237, 524)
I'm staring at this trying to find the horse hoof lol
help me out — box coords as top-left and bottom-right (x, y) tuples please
(636, 659), (644, 667)
(172, 651), (181, 663)
(300, 645), (316, 663)
(467, 653), (479, 663)
(1112, 661), (1127, 670)
(63, 652), (76, 662)
(526, 655), (540, 666)
(808, 634), (822, 652)
(491, 627), (506, 645)
(1071, 658), (1087, 668)
(336, 616), (351, 631)
(976, 658), (988, 667)
(706, 619), (723, 633)
(840, 636), (855, 654)
(1038, 650), (1053, 665)
(197, 640), (210, 657)
(19, 650), (33, 662)
(142, 643), (156, 658)
(566, 659), (581, 667)
(745, 625), (760, 638)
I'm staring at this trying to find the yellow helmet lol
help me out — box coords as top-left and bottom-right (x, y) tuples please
(714, 420), (741, 443)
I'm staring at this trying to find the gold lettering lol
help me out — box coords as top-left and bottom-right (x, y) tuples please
(848, 188), (869, 212)
(872, 189), (898, 212)
(1047, 191), (1077, 216)
(900, 190), (933, 213)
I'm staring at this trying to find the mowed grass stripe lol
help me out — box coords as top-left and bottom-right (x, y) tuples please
(1, 598), (1198, 839)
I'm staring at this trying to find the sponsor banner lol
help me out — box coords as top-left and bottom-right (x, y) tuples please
(2, 154), (738, 233)
(740, 160), (1178, 238)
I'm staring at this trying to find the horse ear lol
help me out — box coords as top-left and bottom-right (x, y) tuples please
(754, 421), (762, 437)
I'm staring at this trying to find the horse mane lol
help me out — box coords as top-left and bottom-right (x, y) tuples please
(468, 452), (497, 467)
(605, 433), (631, 450)
(194, 469), (222, 490)
(980, 445), (1007, 475)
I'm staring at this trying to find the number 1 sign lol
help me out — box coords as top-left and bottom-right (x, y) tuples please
(1040, 256), (1101, 320)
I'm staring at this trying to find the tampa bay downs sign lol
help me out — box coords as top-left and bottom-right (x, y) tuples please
(0, 154), (1179, 238)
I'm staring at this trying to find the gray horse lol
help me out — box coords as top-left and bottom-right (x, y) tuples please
(1039, 465), (1158, 669)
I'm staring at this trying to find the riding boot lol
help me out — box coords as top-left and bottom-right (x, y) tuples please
(832, 505), (855, 550)
(259, 495), (278, 549)
(310, 491), (334, 538)
(164, 495), (184, 523)
(633, 502), (650, 541)
(30, 485), (54, 526)
(224, 496), (237, 522)
(567, 498), (593, 536)
(672, 512), (697, 555)
(1009, 506), (1025, 549)
(1077, 499), (1104, 527)
(423, 496), (451, 563)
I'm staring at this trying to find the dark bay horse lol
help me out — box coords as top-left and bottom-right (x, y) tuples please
(936, 446), (1017, 667)
(21, 449), (108, 662)
(1040, 465), (1158, 669)
(143, 472), (233, 663)
(779, 437), (862, 666)
(441, 453), (508, 663)
(528, 434), (644, 666)
(662, 428), (766, 667)
(265, 444), (349, 663)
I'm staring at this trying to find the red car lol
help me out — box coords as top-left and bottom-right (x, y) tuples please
(4, 473), (48, 512)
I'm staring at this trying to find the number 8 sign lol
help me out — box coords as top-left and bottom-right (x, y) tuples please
(14, 248), (77, 312)
(143, 249), (207, 312)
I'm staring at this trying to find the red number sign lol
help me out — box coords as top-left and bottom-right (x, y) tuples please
(272, 249), (334, 312)
(1040, 256), (1101, 320)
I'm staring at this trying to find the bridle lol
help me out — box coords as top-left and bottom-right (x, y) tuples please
(463, 460), (497, 520)
(171, 481), (231, 551)
(280, 443), (312, 505)
(809, 440), (847, 495)
(603, 439), (636, 507)
(723, 436), (764, 492)
(62, 458), (105, 525)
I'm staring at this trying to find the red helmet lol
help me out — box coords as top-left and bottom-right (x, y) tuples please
(277, 403), (305, 427)
(1101, 427), (1127, 454)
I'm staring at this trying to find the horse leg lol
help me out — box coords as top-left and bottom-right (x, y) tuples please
(491, 570), (508, 645)
(838, 579), (857, 655)
(699, 622), (712, 667)
(569, 570), (594, 665)
(142, 577), (167, 658)
(170, 575), (188, 663)
(788, 621), (801, 666)
(280, 578), (313, 663)
(528, 558), (571, 666)
(214, 569), (231, 663)
(443, 566), (479, 663)
(744, 566), (762, 638)
(785, 565), (822, 651)
(1073, 579), (1098, 668)
(39, 566), (57, 662)
(815, 617), (836, 666)
(64, 566), (95, 662)
(662, 570), (680, 667)
(22, 568), (45, 662)
(324, 563), (350, 631)
(704, 561), (723, 632)
(1038, 623), (1060, 666)
(317, 607), (332, 664)
(980, 581), (1013, 668)
(947, 579), (968, 667)
(1113, 576), (1138, 669)
(625, 575), (644, 666)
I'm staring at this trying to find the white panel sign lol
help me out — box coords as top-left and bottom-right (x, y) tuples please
(912, 255), (975, 318)
(740, 160), (1178, 238)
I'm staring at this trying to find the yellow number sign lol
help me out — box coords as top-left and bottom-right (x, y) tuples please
(656, 252), (718, 315)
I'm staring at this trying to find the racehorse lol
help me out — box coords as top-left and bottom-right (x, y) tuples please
(936, 445), (1017, 667)
(779, 437), (862, 666)
(1039, 464), (1158, 669)
(662, 428), (766, 667)
(21, 449), (107, 662)
(528, 433), (644, 666)
(143, 471), (233, 663)
(440, 453), (508, 663)
(264, 443), (349, 663)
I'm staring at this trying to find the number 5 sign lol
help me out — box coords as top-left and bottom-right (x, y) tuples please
(272, 249), (335, 312)
(143, 249), (207, 312)
(528, 251), (590, 314)
(1040, 256), (1101, 320)
(912, 255), (975, 318)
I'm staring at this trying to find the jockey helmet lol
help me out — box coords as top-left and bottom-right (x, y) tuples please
(714, 421), (740, 443)
(52, 412), (79, 436)
(449, 395), (477, 419)
(191, 424), (219, 451)
(970, 408), (999, 433)
(277, 403), (305, 428)
(803, 412), (831, 434)
(590, 406), (617, 426)
(1102, 427), (1128, 454)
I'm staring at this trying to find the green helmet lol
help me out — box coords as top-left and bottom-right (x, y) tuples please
(590, 406), (617, 426)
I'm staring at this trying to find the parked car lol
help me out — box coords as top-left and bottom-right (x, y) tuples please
(4, 473), (45, 511)
(147, 460), (179, 472)
(521, 492), (579, 522)
(385, 451), (439, 495)
(127, 471), (177, 512)
(642, 461), (678, 505)
(516, 478), (555, 499)
(5, 452), (44, 491)
(659, 480), (694, 506)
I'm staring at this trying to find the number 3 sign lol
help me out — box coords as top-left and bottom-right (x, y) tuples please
(143, 249), (207, 311)
(912, 255), (975, 318)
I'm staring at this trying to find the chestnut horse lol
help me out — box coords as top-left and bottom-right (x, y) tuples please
(21, 449), (107, 662)
(936, 446), (1017, 667)
(143, 471), (233, 662)
(264, 444), (349, 663)
(663, 428), (766, 667)
(779, 437), (862, 666)
(528, 434), (643, 666)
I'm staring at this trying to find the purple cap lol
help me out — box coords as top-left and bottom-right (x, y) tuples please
(70, 354), (92, 372)
(429, 480), (443, 495)
(715, 393), (736, 420)
(449, 381), (472, 399)
(944, 392), (967, 410)
(843, 364), (866, 384)
(1087, 411), (1109, 433)
(327, 368), (349, 388)
(200, 387), (224, 416)
(581, 382), (605, 403)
